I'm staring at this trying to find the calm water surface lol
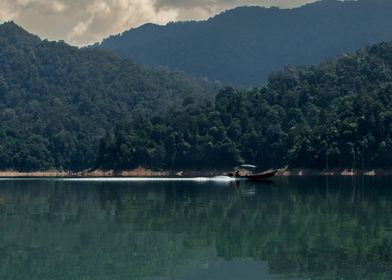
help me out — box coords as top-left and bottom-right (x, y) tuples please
(0, 176), (392, 280)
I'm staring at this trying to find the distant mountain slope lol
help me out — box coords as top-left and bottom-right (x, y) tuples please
(0, 22), (218, 171)
(97, 0), (392, 85)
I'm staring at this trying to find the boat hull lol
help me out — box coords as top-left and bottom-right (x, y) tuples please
(232, 169), (278, 181)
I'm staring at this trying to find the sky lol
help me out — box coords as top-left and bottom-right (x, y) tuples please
(0, 0), (319, 46)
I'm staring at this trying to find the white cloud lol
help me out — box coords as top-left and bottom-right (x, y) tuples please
(52, 1), (67, 13)
(0, 1), (18, 21)
(66, 0), (178, 45)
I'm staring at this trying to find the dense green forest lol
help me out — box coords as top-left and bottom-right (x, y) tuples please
(0, 22), (218, 171)
(97, 0), (392, 85)
(2, 21), (392, 172)
(96, 42), (392, 171)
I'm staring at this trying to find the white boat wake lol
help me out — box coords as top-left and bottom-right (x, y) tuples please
(60, 176), (236, 183)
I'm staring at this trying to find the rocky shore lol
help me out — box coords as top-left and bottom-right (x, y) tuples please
(0, 168), (168, 177)
(0, 168), (389, 177)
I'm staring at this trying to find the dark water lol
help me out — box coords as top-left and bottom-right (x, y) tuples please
(0, 177), (392, 280)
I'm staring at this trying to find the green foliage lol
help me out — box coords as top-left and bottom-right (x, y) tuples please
(3, 21), (392, 171)
(0, 22), (218, 171)
(98, 42), (392, 170)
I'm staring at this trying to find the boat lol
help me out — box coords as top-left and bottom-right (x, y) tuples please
(227, 164), (277, 181)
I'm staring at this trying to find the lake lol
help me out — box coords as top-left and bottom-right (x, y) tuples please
(0, 176), (392, 280)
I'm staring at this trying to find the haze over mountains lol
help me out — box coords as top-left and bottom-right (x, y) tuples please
(97, 0), (392, 85)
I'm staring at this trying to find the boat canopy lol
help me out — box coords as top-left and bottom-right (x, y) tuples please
(240, 164), (256, 169)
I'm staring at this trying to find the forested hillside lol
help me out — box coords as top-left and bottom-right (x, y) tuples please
(97, 0), (392, 85)
(2, 21), (392, 172)
(96, 42), (392, 171)
(0, 22), (218, 171)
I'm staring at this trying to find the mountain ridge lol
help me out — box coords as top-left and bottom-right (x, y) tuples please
(97, 0), (392, 85)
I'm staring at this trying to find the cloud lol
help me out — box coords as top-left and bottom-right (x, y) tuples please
(0, 0), (318, 46)
(0, 0), (179, 45)
(66, 0), (178, 45)
(52, 1), (67, 13)
(0, 1), (17, 20)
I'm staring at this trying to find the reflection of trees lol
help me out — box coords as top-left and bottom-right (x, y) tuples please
(0, 181), (199, 280)
(0, 178), (392, 279)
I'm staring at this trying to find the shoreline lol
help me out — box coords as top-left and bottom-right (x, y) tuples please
(0, 168), (390, 177)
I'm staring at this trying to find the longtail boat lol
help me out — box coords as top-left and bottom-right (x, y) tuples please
(227, 164), (277, 181)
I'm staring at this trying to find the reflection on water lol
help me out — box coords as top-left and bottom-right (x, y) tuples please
(0, 177), (392, 279)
